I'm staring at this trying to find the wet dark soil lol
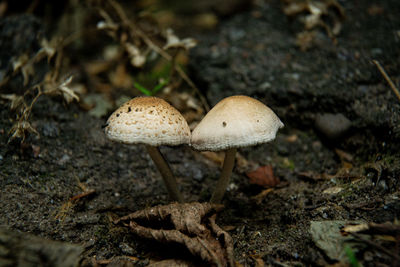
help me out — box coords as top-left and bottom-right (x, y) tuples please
(1, 0), (400, 266)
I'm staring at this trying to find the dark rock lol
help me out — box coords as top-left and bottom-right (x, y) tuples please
(314, 113), (352, 140)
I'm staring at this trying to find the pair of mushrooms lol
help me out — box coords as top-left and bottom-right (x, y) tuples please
(104, 95), (283, 203)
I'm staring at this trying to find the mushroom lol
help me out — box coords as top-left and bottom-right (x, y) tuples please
(191, 95), (284, 203)
(104, 96), (191, 203)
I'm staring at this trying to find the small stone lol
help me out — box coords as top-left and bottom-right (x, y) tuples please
(315, 113), (352, 140)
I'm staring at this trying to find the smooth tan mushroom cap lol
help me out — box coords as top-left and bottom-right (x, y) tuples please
(105, 97), (191, 146)
(191, 95), (283, 151)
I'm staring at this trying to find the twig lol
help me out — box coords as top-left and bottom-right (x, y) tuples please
(372, 60), (400, 102)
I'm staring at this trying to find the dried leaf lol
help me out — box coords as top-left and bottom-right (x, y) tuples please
(115, 202), (234, 266)
(12, 54), (29, 72)
(0, 94), (24, 111)
(58, 76), (80, 103)
(282, 0), (345, 44)
(36, 38), (56, 62)
(246, 165), (280, 187)
(8, 120), (39, 143)
(163, 28), (197, 50)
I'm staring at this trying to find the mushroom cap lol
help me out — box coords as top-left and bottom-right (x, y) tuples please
(191, 95), (284, 151)
(104, 97), (191, 146)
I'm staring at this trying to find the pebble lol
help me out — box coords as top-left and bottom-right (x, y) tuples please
(315, 113), (352, 140)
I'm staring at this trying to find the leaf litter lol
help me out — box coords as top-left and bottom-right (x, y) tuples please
(114, 202), (235, 266)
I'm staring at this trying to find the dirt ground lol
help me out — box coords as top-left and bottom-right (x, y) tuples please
(1, 0), (400, 266)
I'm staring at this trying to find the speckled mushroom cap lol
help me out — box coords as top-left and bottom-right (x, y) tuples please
(104, 97), (191, 146)
(191, 95), (284, 151)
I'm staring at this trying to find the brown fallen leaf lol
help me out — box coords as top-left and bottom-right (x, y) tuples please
(246, 165), (280, 187)
(115, 202), (235, 267)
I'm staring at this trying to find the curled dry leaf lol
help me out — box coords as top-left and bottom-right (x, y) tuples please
(282, 0), (345, 47)
(44, 76), (80, 104)
(58, 76), (80, 103)
(12, 53), (35, 86)
(8, 120), (39, 143)
(115, 202), (235, 266)
(36, 38), (57, 62)
(163, 28), (197, 50)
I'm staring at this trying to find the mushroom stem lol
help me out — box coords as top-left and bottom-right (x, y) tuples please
(210, 148), (237, 204)
(145, 145), (184, 203)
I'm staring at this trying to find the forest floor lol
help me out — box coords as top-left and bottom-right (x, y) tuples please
(1, 0), (400, 266)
